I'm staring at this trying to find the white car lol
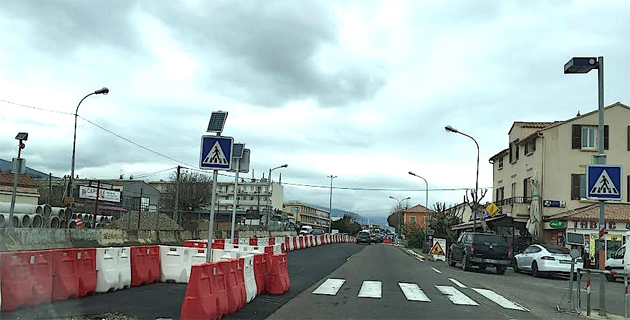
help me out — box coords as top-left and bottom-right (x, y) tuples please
(512, 244), (583, 278)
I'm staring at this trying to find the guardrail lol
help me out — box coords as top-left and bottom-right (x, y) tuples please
(573, 268), (623, 317)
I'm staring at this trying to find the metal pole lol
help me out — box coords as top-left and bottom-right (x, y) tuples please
(207, 169), (218, 262)
(230, 158), (240, 240)
(577, 269), (582, 311)
(93, 180), (100, 223)
(137, 188), (143, 230)
(174, 165), (181, 224)
(597, 56), (606, 317)
(625, 273), (628, 319)
(68, 92), (94, 200)
(587, 271), (591, 317)
(328, 175), (336, 233)
(8, 161), (20, 229)
(569, 260), (575, 304)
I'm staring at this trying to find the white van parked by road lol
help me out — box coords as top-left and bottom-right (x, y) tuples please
(606, 244), (626, 281)
(299, 225), (313, 235)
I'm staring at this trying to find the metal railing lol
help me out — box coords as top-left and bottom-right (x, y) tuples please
(495, 196), (532, 207)
(572, 268), (623, 317)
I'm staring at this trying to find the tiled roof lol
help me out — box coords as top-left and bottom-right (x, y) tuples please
(404, 204), (433, 214)
(550, 203), (630, 222)
(0, 172), (38, 187)
(513, 121), (554, 129)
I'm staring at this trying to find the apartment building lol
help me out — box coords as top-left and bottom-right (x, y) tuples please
(487, 102), (630, 258)
(402, 204), (433, 229)
(284, 202), (330, 231)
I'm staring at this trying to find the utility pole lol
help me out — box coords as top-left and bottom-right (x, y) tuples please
(137, 188), (143, 230)
(93, 180), (100, 223)
(328, 175), (337, 233)
(174, 165), (181, 224)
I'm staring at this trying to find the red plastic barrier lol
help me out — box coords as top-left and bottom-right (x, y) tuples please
(235, 258), (247, 309)
(218, 260), (244, 314)
(264, 246), (273, 255)
(130, 246), (160, 287)
(266, 253), (289, 295)
(285, 237), (290, 251)
(147, 246), (160, 284)
(76, 248), (97, 297)
(249, 238), (258, 245)
(1, 250), (54, 311)
(180, 263), (218, 320)
(253, 253), (266, 295)
(183, 240), (194, 247)
(299, 237), (304, 249)
(209, 262), (229, 317)
(292, 237), (298, 250)
(211, 241), (225, 249)
(51, 249), (80, 301)
(268, 237), (275, 245)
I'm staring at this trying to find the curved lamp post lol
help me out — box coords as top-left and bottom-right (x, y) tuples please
(445, 125), (479, 231)
(66, 87), (109, 201)
(328, 175), (337, 233)
(389, 196), (410, 241)
(408, 171), (429, 230)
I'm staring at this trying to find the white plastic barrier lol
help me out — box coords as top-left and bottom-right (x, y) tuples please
(242, 254), (257, 303)
(274, 237), (284, 249)
(96, 247), (131, 293)
(288, 237), (295, 251)
(257, 238), (269, 247)
(239, 238), (250, 245)
(160, 246), (192, 283)
(272, 243), (282, 255)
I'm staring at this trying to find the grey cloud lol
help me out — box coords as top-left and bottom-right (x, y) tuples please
(0, 1), (143, 57)
(146, 1), (388, 107)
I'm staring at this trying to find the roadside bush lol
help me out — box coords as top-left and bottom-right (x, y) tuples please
(404, 225), (426, 248)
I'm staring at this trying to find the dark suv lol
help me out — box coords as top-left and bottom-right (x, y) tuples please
(448, 232), (511, 274)
(356, 230), (371, 244)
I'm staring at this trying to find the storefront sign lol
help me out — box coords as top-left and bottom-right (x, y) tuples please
(79, 186), (121, 203)
(543, 200), (566, 208)
(550, 220), (567, 229)
(572, 220), (618, 230)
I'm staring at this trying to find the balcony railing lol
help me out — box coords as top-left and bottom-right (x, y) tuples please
(495, 196), (532, 207)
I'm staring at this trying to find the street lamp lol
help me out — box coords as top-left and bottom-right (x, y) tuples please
(408, 171), (429, 229)
(328, 175), (337, 233)
(8, 132), (28, 229)
(565, 56), (606, 314)
(389, 196), (410, 240)
(66, 87), (109, 202)
(267, 164), (288, 226)
(445, 125), (480, 231)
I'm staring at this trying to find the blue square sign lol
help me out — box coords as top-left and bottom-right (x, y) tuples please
(587, 165), (622, 200)
(199, 136), (233, 170)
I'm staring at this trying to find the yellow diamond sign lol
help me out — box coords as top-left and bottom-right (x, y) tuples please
(486, 203), (499, 217)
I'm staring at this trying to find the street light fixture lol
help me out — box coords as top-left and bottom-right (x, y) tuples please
(565, 55), (606, 314)
(8, 132), (28, 229)
(66, 87), (110, 202)
(445, 125), (480, 231)
(408, 171), (429, 230)
(389, 196), (410, 240)
(328, 175), (337, 233)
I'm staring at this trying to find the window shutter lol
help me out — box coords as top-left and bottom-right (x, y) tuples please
(604, 125), (609, 150)
(628, 175), (630, 202)
(627, 126), (630, 151)
(523, 178), (528, 198)
(571, 174), (581, 200)
(572, 125), (581, 149)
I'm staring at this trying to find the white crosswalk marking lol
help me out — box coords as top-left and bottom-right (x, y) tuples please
(448, 278), (467, 288)
(431, 267), (442, 274)
(435, 285), (479, 306)
(398, 283), (431, 302)
(358, 281), (382, 298)
(472, 288), (529, 312)
(313, 279), (346, 295)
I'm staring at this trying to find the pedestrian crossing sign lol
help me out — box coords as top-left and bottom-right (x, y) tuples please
(587, 165), (622, 201)
(200, 135), (233, 170)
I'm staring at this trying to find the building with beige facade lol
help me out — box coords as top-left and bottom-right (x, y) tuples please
(284, 201), (330, 231)
(484, 102), (630, 258)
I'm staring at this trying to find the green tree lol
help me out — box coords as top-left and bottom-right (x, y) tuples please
(387, 199), (409, 234)
(404, 224), (426, 248)
(331, 214), (362, 236)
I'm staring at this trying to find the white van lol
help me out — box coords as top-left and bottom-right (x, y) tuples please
(605, 244), (625, 281)
(299, 225), (313, 235)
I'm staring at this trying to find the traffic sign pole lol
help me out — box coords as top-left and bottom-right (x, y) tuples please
(207, 169), (217, 263)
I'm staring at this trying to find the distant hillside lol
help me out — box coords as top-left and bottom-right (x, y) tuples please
(0, 158), (55, 179)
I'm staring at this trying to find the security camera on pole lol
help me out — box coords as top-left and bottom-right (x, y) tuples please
(200, 111), (234, 262)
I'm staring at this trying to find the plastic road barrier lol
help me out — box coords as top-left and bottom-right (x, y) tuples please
(1, 250), (54, 311)
(179, 263), (219, 320)
(96, 247), (131, 293)
(242, 254), (257, 303)
(51, 249), (80, 301)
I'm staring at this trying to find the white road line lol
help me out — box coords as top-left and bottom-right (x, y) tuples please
(448, 278), (467, 288)
(431, 267), (442, 274)
(312, 279), (346, 296)
(358, 281), (382, 298)
(472, 288), (529, 312)
(435, 285), (479, 306)
(398, 283), (431, 302)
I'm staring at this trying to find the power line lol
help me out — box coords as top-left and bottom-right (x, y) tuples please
(0, 100), (75, 115)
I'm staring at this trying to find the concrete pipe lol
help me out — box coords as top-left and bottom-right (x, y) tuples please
(50, 207), (65, 218)
(47, 216), (60, 228)
(96, 215), (105, 223)
(67, 220), (77, 228)
(14, 214), (31, 228)
(64, 207), (73, 220)
(12, 216), (19, 228)
(30, 214), (43, 228)
(39, 204), (52, 218)
(109, 216), (114, 223)
(0, 203), (40, 214)
(72, 213), (78, 220)
(60, 219), (68, 228)
(0, 213), (5, 228)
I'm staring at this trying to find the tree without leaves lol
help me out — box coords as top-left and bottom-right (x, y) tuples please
(429, 202), (464, 250)
(160, 170), (212, 213)
(464, 188), (489, 232)
(387, 200), (409, 234)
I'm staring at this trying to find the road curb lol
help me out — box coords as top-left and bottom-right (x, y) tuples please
(398, 246), (425, 262)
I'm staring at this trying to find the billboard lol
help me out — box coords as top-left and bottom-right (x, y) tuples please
(79, 185), (121, 203)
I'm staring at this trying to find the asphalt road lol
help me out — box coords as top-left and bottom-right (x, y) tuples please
(0, 243), (365, 320)
(267, 244), (582, 320)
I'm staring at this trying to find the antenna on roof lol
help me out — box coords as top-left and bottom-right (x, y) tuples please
(576, 111), (581, 117)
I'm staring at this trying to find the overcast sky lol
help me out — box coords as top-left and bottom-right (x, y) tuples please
(1, 1), (629, 220)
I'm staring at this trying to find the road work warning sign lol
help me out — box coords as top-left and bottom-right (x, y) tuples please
(430, 238), (446, 261)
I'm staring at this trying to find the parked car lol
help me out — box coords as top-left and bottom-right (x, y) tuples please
(312, 229), (325, 235)
(605, 244), (625, 282)
(448, 232), (511, 274)
(299, 225), (313, 235)
(356, 230), (371, 244)
(513, 244), (583, 278)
